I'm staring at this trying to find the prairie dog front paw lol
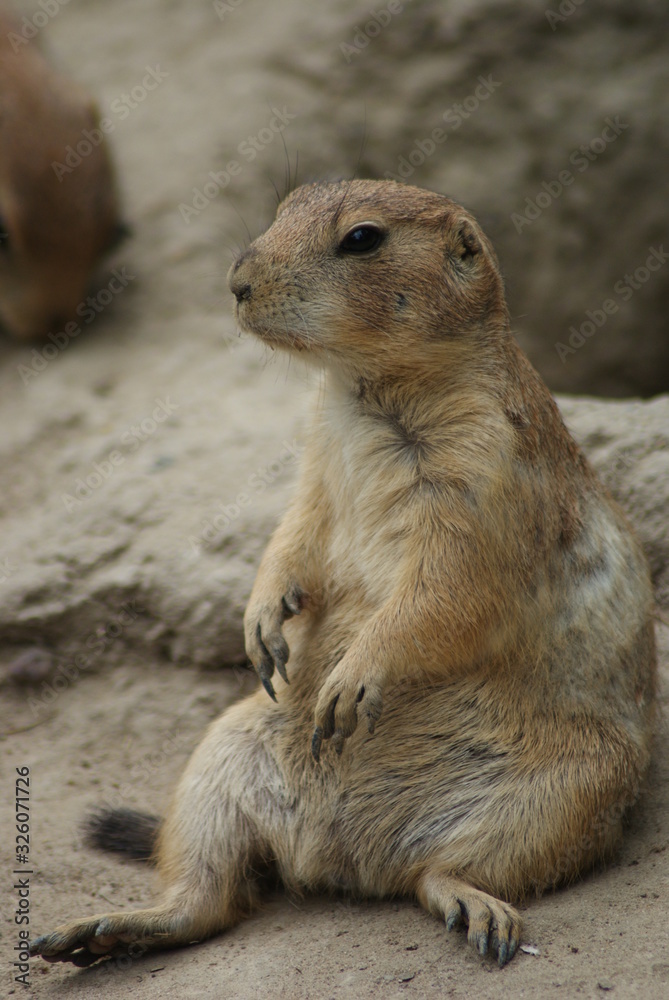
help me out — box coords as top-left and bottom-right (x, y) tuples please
(311, 657), (383, 760)
(244, 581), (304, 700)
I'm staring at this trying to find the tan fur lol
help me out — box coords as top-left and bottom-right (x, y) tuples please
(31, 180), (656, 968)
(0, 9), (120, 339)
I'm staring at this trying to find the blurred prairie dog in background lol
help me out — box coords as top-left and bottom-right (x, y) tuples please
(0, 6), (122, 340)
(31, 180), (656, 969)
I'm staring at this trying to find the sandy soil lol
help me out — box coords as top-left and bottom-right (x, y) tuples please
(3, 658), (668, 1000)
(1, 1), (668, 998)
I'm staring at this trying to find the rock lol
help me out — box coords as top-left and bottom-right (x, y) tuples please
(559, 395), (669, 611)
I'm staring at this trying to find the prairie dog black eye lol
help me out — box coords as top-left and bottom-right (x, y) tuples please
(339, 224), (384, 254)
(0, 218), (10, 253)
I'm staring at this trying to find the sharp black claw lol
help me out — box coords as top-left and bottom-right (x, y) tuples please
(275, 657), (289, 685)
(497, 941), (509, 966)
(322, 695), (339, 739)
(260, 674), (277, 702)
(508, 937), (519, 961)
(476, 931), (489, 956)
(311, 727), (323, 762)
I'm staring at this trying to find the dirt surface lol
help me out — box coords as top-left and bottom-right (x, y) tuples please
(3, 652), (669, 1000)
(1, 1), (668, 998)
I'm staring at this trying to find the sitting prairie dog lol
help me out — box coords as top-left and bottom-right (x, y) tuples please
(0, 9), (121, 339)
(31, 180), (656, 969)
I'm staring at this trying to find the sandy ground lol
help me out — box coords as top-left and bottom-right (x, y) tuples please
(3, 659), (668, 1000)
(1, 1), (668, 998)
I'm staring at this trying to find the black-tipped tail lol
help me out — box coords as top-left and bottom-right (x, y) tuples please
(82, 807), (162, 863)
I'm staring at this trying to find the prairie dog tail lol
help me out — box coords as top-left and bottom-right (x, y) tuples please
(82, 808), (162, 863)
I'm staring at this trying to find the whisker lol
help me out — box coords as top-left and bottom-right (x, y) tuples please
(353, 107), (368, 181)
(279, 128), (292, 199)
(269, 175), (282, 207)
(331, 181), (352, 229)
(227, 197), (253, 248)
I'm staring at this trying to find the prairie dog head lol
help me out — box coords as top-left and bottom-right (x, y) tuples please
(0, 23), (121, 340)
(228, 180), (508, 381)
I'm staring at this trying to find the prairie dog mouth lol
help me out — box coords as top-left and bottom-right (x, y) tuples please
(235, 312), (310, 352)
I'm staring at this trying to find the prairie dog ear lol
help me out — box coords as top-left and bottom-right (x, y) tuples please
(455, 219), (481, 260)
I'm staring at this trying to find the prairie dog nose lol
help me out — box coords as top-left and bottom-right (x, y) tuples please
(227, 247), (257, 302)
(230, 279), (252, 303)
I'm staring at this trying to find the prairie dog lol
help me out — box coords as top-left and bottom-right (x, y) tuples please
(31, 180), (656, 969)
(0, 9), (121, 339)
